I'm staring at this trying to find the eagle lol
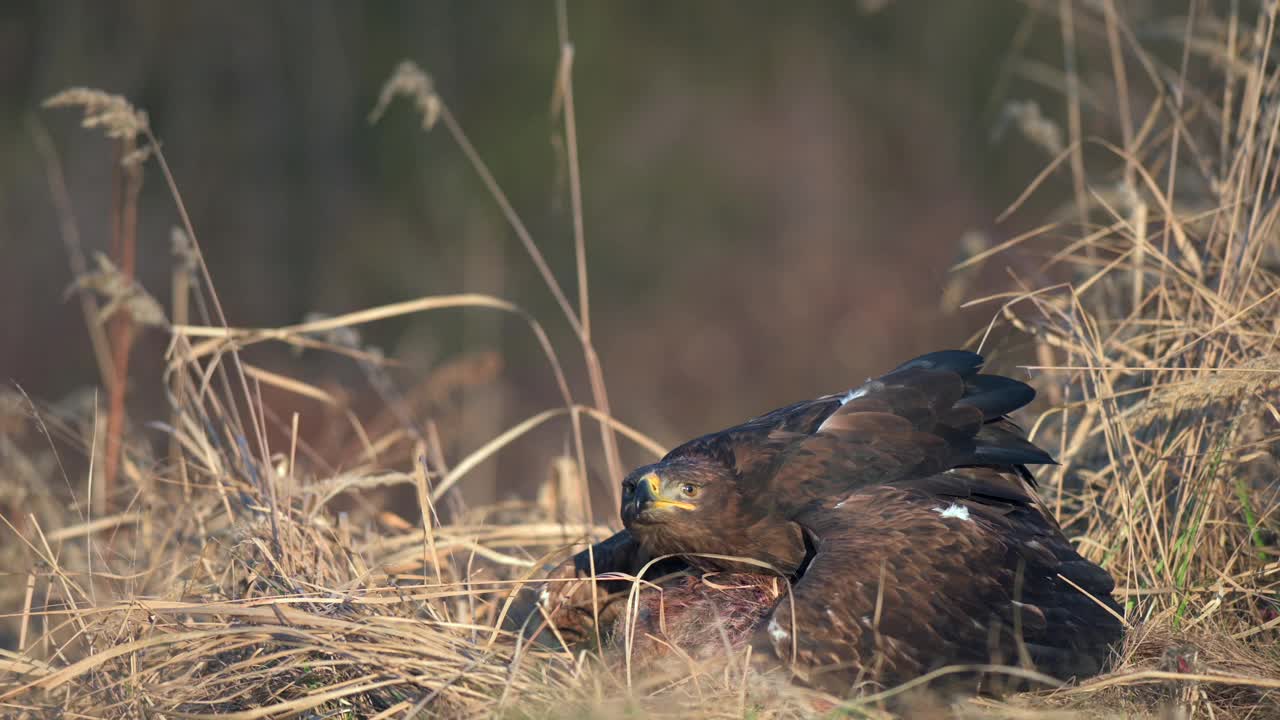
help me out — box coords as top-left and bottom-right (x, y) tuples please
(511, 351), (1123, 696)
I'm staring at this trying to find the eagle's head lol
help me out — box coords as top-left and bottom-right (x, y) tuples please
(619, 458), (805, 575)
(620, 458), (726, 531)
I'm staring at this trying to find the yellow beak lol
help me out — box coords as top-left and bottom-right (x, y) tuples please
(643, 472), (696, 511)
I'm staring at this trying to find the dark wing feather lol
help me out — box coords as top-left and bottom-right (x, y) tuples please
(563, 528), (686, 585)
(504, 530), (689, 649)
(661, 351), (982, 473)
(971, 420), (1056, 468)
(659, 351), (1048, 502)
(751, 352), (1053, 513)
(752, 470), (1123, 694)
(889, 349), (986, 375)
(663, 396), (844, 478)
(955, 373), (1037, 419)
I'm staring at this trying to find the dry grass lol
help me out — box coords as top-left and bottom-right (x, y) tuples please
(3, 2), (1280, 718)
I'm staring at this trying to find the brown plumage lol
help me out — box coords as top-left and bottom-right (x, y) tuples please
(510, 351), (1123, 695)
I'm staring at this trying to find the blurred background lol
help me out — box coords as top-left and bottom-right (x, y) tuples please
(0, 2), (1167, 512)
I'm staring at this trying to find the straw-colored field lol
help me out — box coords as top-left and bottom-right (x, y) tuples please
(2, 2), (1279, 718)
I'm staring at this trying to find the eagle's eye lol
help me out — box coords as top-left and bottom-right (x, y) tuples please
(680, 483), (699, 498)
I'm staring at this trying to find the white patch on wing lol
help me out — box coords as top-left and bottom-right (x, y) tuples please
(932, 503), (972, 521)
(767, 617), (789, 643)
(839, 386), (869, 405)
(821, 381), (879, 432)
(537, 588), (551, 607)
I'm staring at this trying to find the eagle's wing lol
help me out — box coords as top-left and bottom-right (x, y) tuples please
(661, 351), (1049, 510)
(662, 394), (844, 478)
(752, 351), (1054, 515)
(752, 468), (1123, 693)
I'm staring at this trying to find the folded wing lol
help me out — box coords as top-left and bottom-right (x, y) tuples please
(752, 468), (1123, 693)
(752, 350), (1054, 515)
